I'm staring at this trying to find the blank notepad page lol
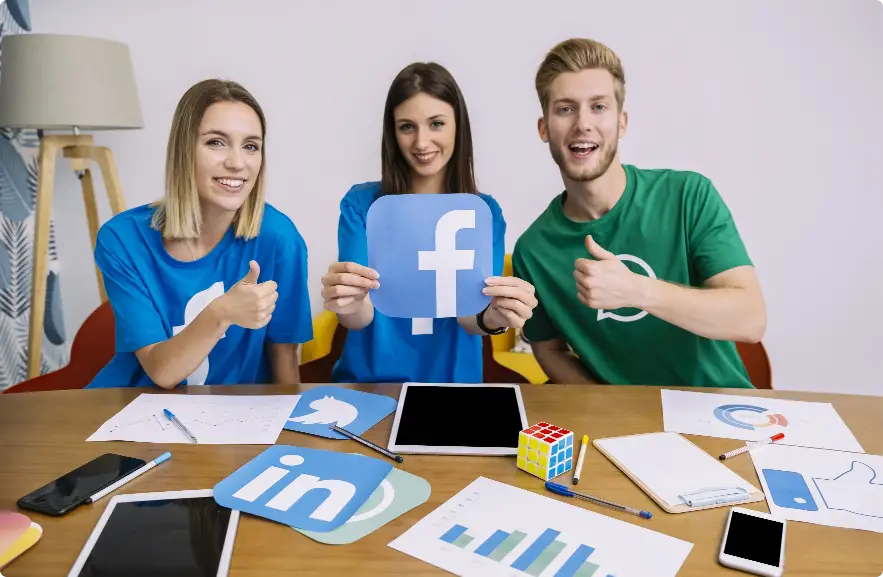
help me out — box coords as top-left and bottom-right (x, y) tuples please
(595, 432), (759, 508)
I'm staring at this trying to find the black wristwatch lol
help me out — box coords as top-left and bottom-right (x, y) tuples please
(476, 306), (507, 335)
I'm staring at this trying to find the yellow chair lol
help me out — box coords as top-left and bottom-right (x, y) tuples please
(491, 255), (549, 384)
(300, 309), (339, 364)
(298, 310), (344, 383)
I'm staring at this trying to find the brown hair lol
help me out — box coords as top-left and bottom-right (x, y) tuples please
(380, 62), (477, 195)
(151, 79), (267, 239)
(535, 38), (626, 115)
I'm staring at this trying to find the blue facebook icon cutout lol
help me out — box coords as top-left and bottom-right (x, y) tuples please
(366, 193), (493, 319)
(213, 445), (392, 532)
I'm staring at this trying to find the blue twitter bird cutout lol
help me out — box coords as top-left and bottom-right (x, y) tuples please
(213, 445), (392, 532)
(285, 385), (397, 440)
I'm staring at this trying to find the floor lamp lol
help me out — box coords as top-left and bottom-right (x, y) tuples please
(0, 34), (143, 378)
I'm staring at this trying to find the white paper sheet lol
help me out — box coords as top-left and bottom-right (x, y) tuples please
(389, 476), (693, 577)
(749, 444), (883, 534)
(660, 389), (863, 452)
(87, 394), (301, 444)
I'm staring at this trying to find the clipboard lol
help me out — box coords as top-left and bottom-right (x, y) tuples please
(593, 431), (765, 513)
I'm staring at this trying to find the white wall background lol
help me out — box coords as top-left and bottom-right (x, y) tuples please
(28, 0), (883, 395)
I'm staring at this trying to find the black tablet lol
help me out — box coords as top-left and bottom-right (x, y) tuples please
(387, 383), (529, 455)
(67, 490), (239, 577)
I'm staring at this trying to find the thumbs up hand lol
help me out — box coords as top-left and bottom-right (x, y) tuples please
(215, 260), (278, 329)
(241, 260), (261, 285)
(574, 236), (641, 311)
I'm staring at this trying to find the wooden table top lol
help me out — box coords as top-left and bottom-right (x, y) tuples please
(1, 383), (881, 577)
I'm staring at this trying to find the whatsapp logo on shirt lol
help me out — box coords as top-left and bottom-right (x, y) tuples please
(597, 254), (657, 323)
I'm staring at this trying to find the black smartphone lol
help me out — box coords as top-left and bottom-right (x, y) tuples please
(17, 453), (147, 516)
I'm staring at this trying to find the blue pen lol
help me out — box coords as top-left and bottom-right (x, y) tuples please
(163, 408), (198, 443)
(86, 452), (172, 504)
(545, 481), (652, 519)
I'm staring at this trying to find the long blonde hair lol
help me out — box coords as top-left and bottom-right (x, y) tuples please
(151, 79), (267, 239)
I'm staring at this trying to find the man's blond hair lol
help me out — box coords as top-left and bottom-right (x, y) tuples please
(151, 79), (266, 240)
(535, 38), (626, 115)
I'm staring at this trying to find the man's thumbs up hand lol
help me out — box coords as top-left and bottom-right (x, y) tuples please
(586, 235), (617, 261)
(574, 236), (642, 311)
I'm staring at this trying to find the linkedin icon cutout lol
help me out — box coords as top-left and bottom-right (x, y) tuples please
(367, 193), (493, 319)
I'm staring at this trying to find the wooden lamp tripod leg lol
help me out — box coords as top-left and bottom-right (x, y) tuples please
(78, 168), (106, 302)
(27, 137), (62, 379)
(76, 146), (126, 302)
(26, 135), (125, 380)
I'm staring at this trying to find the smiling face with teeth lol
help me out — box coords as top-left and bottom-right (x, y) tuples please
(194, 101), (264, 217)
(393, 92), (457, 191)
(538, 68), (627, 184)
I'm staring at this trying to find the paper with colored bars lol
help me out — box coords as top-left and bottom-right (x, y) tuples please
(749, 444), (883, 534)
(87, 394), (301, 444)
(389, 476), (693, 577)
(660, 389), (863, 452)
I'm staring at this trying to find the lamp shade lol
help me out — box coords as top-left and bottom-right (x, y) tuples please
(0, 34), (143, 130)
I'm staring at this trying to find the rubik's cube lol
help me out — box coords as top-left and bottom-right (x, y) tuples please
(517, 422), (574, 480)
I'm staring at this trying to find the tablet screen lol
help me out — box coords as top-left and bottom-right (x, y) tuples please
(394, 385), (525, 448)
(74, 497), (232, 577)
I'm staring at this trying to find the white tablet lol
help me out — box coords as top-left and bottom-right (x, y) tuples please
(388, 383), (528, 455)
(67, 489), (239, 577)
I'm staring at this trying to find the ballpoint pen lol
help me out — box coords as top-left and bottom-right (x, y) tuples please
(329, 423), (404, 463)
(545, 481), (652, 519)
(163, 408), (198, 443)
(85, 452), (172, 504)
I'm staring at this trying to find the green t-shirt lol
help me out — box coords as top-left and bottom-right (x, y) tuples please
(512, 164), (755, 388)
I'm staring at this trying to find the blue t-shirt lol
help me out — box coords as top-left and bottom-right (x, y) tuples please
(88, 203), (313, 388)
(331, 182), (506, 384)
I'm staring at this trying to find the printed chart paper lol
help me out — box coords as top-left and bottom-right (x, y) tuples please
(660, 389), (863, 452)
(750, 444), (883, 534)
(389, 477), (693, 577)
(87, 394), (301, 444)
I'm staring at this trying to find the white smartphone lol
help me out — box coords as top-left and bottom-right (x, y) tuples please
(718, 507), (786, 577)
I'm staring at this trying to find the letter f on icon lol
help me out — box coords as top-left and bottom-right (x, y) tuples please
(418, 209), (475, 317)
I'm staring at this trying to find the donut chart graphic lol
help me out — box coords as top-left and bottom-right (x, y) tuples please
(713, 404), (789, 430)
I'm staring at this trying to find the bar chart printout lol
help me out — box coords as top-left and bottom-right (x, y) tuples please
(389, 477), (693, 577)
(443, 525), (605, 576)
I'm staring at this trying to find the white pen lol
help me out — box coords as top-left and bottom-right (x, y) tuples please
(85, 452), (171, 504)
(163, 408), (198, 443)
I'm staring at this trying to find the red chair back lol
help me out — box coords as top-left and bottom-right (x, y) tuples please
(736, 341), (773, 389)
(482, 335), (529, 384)
(4, 302), (116, 393)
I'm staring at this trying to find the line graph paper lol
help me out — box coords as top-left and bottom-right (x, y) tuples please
(87, 393), (302, 444)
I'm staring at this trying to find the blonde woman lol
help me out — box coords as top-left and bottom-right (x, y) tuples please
(88, 79), (312, 389)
